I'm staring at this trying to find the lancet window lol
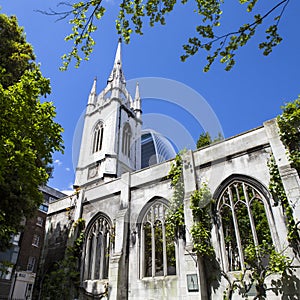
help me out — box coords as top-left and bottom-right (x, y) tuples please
(216, 179), (273, 271)
(92, 122), (104, 153)
(140, 199), (176, 277)
(83, 215), (111, 281)
(122, 123), (131, 157)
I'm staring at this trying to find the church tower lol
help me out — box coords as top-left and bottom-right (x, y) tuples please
(74, 39), (142, 187)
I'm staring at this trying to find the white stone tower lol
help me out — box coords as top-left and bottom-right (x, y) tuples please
(74, 39), (142, 187)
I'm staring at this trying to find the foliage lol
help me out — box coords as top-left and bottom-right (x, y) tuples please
(223, 242), (292, 300)
(72, 218), (86, 255)
(244, 242), (291, 298)
(166, 153), (185, 239)
(181, 0), (288, 72)
(41, 218), (86, 299)
(197, 132), (212, 148)
(268, 156), (299, 249)
(0, 260), (13, 278)
(0, 212), (17, 252)
(220, 182), (273, 274)
(0, 14), (64, 251)
(216, 176), (294, 299)
(197, 132), (223, 149)
(144, 219), (176, 276)
(190, 183), (214, 257)
(275, 96), (300, 249)
(42, 0), (290, 71)
(268, 155), (286, 205)
(0, 14), (35, 88)
(277, 96), (300, 174)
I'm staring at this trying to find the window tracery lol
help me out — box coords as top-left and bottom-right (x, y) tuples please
(122, 123), (131, 157)
(83, 215), (111, 281)
(140, 200), (176, 277)
(216, 179), (273, 271)
(92, 122), (104, 153)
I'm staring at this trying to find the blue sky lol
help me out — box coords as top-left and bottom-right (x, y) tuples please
(2, 0), (299, 194)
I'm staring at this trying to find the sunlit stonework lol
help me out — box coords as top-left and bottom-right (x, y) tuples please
(41, 40), (300, 299)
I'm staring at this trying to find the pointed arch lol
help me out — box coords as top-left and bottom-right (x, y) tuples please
(122, 123), (131, 157)
(82, 213), (112, 281)
(213, 174), (277, 272)
(137, 197), (176, 278)
(92, 122), (104, 153)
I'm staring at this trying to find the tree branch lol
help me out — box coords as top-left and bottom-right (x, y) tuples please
(203, 0), (290, 47)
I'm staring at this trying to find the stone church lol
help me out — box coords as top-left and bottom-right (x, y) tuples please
(40, 40), (300, 299)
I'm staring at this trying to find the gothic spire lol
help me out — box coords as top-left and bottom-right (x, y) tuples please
(88, 77), (97, 106)
(107, 38), (126, 85)
(134, 82), (142, 119)
(135, 82), (140, 101)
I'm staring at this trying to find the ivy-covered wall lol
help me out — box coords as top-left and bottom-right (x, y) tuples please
(41, 116), (300, 300)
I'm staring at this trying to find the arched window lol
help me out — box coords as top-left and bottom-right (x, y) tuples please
(140, 199), (176, 277)
(216, 178), (273, 271)
(92, 122), (104, 153)
(122, 123), (131, 157)
(83, 215), (111, 281)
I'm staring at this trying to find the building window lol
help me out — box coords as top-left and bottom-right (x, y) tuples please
(32, 234), (40, 247)
(92, 122), (104, 153)
(122, 123), (131, 157)
(36, 216), (43, 227)
(39, 204), (48, 212)
(141, 200), (176, 277)
(216, 179), (272, 271)
(27, 256), (36, 272)
(83, 215), (111, 281)
(11, 232), (21, 245)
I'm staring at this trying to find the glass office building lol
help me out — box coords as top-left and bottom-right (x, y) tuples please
(141, 129), (176, 169)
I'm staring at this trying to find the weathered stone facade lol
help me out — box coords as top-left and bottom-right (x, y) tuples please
(41, 41), (300, 299)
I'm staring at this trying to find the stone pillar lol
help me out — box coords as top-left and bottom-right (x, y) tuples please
(182, 150), (197, 248)
(182, 150), (208, 299)
(264, 119), (300, 242)
(66, 189), (84, 247)
(108, 172), (131, 299)
(73, 189), (84, 222)
(109, 209), (129, 299)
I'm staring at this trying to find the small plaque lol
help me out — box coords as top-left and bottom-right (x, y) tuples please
(187, 274), (199, 292)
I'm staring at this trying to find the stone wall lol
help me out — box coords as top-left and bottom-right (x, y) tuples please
(42, 119), (300, 299)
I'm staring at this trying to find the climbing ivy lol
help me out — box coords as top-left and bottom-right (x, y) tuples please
(268, 155), (299, 248)
(277, 96), (300, 175)
(190, 183), (214, 257)
(41, 218), (86, 299)
(244, 242), (291, 299)
(166, 153), (185, 239)
(222, 241), (292, 300)
(71, 218), (86, 257)
(274, 96), (300, 248)
(266, 96), (300, 251)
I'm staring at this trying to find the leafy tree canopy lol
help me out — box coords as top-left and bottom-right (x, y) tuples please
(40, 0), (290, 71)
(0, 13), (64, 251)
(196, 132), (223, 148)
(0, 14), (35, 88)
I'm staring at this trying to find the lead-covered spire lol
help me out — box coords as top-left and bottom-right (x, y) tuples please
(107, 38), (126, 85)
